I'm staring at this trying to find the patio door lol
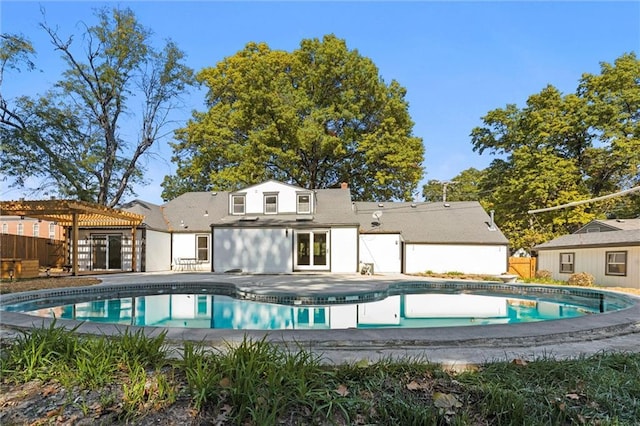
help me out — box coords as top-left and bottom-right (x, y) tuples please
(294, 230), (329, 271)
(91, 234), (123, 270)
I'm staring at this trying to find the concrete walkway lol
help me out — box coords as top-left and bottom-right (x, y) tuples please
(2, 272), (639, 367)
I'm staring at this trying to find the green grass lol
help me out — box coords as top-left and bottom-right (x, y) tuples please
(2, 325), (639, 424)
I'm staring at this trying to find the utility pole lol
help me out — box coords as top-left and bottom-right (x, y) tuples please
(441, 181), (456, 202)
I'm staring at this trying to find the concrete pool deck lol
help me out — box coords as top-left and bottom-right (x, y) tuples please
(1, 272), (639, 367)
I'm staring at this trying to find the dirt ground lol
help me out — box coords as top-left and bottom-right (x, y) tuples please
(0, 276), (102, 295)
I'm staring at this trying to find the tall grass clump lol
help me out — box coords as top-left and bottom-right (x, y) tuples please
(115, 328), (168, 369)
(71, 336), (120, 389)
(180, 336), (341, 424)
(0, 320), (82, 383)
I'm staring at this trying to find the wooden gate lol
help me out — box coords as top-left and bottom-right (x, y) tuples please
(508, 257), (536, 279)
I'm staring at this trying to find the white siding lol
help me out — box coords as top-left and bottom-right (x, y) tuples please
(359, 234), (402, 273)
(172, 233), (197, 261)
(537, 246), (640, 289)
(214, 228), (293, 273)
(405, 244), (508, 275)
(143, 230), (171, 272)
(330, 227), (359, 273)
(237, 181), (311, 215)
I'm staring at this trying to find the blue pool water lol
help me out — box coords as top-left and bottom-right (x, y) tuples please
(4, 292), (598, 330)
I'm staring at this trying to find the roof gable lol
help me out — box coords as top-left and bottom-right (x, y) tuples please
(121, 200), (167, 231)
(575, 218), (640, 233)
(233, 180), (306, 194)
(535, 229), (640, 250)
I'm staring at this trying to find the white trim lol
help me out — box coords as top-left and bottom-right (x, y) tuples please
(294, 229), (330, 271)
(196, 234), (210, 262)
(231, 194), (246, 215)
(264, 194), (278, 214)
(296, 192), (312, 214)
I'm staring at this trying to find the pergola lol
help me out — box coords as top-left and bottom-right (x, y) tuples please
(0, 199), (144, 275)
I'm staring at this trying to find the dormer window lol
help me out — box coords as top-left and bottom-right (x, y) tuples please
(264, 194), (278, 214)
(232, 194), (245, 215)
(297, 193), (311, 214)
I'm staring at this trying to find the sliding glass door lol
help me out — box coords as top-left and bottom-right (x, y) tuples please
(294, 230), (329, 270)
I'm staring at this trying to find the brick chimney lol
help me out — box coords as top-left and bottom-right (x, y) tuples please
(340, 182), (348, 190)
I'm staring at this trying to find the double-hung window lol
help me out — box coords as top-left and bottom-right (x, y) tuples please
(297, 193), (311, 214)
(17, 223), (24, 236)
(232, 195), (245, 215)
(264, 194), (278, 214)
(559, 252), (574, 274)
(49, 223), (56, 239)
(33, 222), (39, 237)
(196, 235), (209, 262)
(606, 251), (627, 276)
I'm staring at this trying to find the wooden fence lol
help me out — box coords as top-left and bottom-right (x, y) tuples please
(508, 256), (537, 279)
(1, 234), (66, 269)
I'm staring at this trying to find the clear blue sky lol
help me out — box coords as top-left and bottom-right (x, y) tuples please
(2, 1), (639, 204)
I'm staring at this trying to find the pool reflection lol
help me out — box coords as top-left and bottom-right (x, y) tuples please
(30, 293), (590, 330)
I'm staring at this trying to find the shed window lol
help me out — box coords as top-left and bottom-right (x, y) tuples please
(33, 222), (39, 237)
(2, 223), (7, 234)
(264, 194), (278, 214)
(17, 223), (23, 236)
(49, 223), (56, 239)
(196, 235), (209, 262)
(232, 195), (245, 215)
(559, 252), (574, 274)
(606, 251), (627, 276)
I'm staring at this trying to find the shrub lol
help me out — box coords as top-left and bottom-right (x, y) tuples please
(568, 272), (595, 287)
(535, 270), (552, 279)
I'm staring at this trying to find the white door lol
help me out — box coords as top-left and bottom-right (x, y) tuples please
(294, 230), (329, 271)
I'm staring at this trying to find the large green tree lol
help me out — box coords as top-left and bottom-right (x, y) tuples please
(0, 8), (193, 207)
(163, 34), (424, 201)
(471, 53), (640, 249)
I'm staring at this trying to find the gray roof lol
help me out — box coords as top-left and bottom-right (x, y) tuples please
(120, 200), (167, 231)
(162, 191), (230, 232)
(121, 184), (510, 246)
(535, 229), (640, 250)
(212, 188), (359, 228)
(122, 192), (230, 232)
(354, 201), (509, 245)
(575, 218), (640, 233)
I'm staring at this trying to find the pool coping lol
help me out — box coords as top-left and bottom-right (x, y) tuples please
(2, 273), (640, 364)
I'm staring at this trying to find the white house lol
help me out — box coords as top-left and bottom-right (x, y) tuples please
(106, 180), (510, 276)
(122, 180), (359, 274)
(535, 218), (640, 289)
(209, 181), (359, 273)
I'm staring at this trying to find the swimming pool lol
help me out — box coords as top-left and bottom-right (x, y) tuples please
(2, 275), (639, 364)
(0, 280), (631, 330)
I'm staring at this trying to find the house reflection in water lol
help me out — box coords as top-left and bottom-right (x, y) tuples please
(38, 292), (585, 329)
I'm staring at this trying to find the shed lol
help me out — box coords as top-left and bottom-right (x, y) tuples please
(535, 218), (640, 288)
